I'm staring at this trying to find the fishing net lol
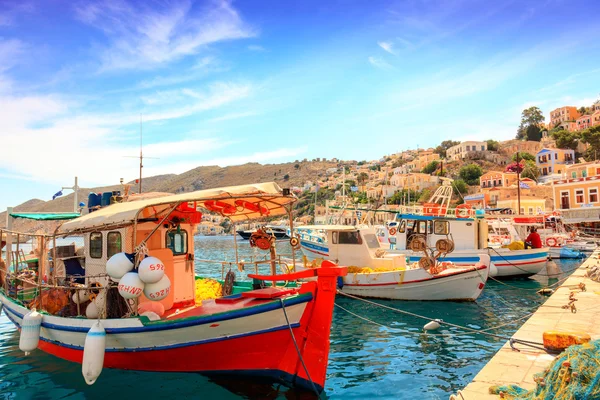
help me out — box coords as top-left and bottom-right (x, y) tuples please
(489, 339), (600, 400)
(195, 278), (223, 305)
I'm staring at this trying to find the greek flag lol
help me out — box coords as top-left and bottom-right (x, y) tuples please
(350, 186), (358, 192)
(519, 182), (530, 189)
(52, 190), (63, 200)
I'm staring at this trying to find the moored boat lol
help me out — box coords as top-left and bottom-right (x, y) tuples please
(0, 182), (346, 393)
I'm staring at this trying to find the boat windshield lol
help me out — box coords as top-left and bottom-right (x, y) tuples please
(363, 233), (380, 249)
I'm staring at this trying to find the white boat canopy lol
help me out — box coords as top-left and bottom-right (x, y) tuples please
(57, 182), (295, 235)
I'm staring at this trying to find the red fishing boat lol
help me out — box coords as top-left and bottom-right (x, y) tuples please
(0, 182), (346, 394)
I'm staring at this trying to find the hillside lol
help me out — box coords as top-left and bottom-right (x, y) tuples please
(0, 160), (339, 233)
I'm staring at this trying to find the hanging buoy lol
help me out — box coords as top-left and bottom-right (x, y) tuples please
(546, 260), (561, 277)
(143, 275), (171, 301)
(82, 321), (106, 385)
(86, 301), (99, 319)
(489, 262), (498, 277)
(118, 272), (145, 299)
(424, 319), (442, 331)
(137, 256), (165, 284)
(72, 290), (90, 305)
(106, 252), (134, 281)
(19, 309), (43, 355)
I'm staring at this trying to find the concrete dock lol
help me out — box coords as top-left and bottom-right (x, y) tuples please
(458, 251), (600, 399)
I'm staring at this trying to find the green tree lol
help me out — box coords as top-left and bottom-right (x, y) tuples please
(521, 160), (540, 180)
(578, 106), (587, 115)
(283, 174), (289, 181)
(581, 126), (600, 160)
(551, 130), (581, 151)
(511, 152), (535, 162)
(422, 160), (439, 174)
(486, 139), (499, 151)
(516, 106), (545, 141)
(452, 179), (468, 195)
(434, 140), (460, 158)
(294, 163), (300, 169)
(392, 158), (405, 168)
(459, 164), (483, 186)
(357, 172), (369, 185)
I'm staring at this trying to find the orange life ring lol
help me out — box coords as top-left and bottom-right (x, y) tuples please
(455, 204), (475, 218)
(388, 227), (397, 236)
(204, 200), (236, 215)
(546, 237), (558, 247)
(255, 237), (272, 250)
(234, 200), (270, 216)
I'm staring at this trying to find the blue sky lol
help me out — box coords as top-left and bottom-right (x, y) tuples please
(1, 0), (600, 210)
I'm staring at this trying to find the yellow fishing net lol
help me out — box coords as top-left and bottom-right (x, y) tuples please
(490, 340), (600, 399)
(195, 278), (223, 305)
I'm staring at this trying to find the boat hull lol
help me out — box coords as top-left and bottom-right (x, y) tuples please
(341, 265), (489, 301)
(0, 269), (344, 393)
(301, 242), (549, 278)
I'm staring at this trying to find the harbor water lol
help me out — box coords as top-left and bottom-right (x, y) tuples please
(0, 236), (583, 399)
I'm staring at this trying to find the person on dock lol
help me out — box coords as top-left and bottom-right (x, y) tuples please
(525, 227), (542, 249)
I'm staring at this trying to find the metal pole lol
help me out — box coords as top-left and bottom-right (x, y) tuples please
(5, 207), (12, 271)
(139, 114), (143, 194)
(517, 152), (521, 215)
(74, 177), (78, 213)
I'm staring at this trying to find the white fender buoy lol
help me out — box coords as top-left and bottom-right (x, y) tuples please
(72, 290), (90, 305)
(489, 262), (498, 277)
(106, 252), (134, 281)
(424, 319), (442, 331)
(82, 321), (106, 385)
(143, 275), (171, 301)
(19, 309), (43, 355)
(86, 301), (99, 319)
(137, 256), (165, 284)
(118, 272), (145, 299)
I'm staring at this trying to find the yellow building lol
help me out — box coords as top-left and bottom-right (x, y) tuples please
(389, 173), (439, 191)
(552, 162), (600, 210)
(479, 171), (519, 189)
(497, 196), (546, 215)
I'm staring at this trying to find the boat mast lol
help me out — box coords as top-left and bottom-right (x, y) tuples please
(517, 152), (521, 215)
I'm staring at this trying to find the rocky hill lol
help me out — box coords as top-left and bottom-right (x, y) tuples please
(1, 160), (339, 233)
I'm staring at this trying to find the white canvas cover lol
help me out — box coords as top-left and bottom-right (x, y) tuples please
(57, 182), (295, 234)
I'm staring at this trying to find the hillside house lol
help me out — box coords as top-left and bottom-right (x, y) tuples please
(550, 106), (580, 128)
(447, 141), (488, 161)
(536, 148), (575, 183)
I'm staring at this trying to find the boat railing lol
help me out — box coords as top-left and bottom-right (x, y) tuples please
(195, 254), (301, 279)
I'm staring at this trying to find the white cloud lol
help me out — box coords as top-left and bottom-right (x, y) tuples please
(0, 38), (26, 73)
(75, 0), (255, 71)
(377, 41), (395, 55)
(368, 56), (393, 70)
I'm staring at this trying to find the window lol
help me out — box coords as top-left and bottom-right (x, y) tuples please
(433, 221), (449, 235)
(336, 231), (362, 245)
(417, 221), (427, 234)
(555, 153), (558, 159)
(549, 167), (552, 173)
(572, 172), (577, 178)
(363, 234), (380, 249)
(576, 189), (585, 204)
(466, 145), (470, 151)
(398, 220), (407, 233)
(107, 232), (122, 258)
(90, 232), (102, 259)
(583, 170), (588, 178)
(590, 188), (598, 203)
(528, 207), (533, 215)
(166, 229), (188, 255)
(481, 145), (485, 151)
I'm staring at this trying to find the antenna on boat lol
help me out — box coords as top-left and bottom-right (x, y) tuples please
(123, 114), (159, 193)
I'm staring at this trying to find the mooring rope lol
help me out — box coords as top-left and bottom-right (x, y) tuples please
(335, 291), (546, 350)
(278, 298), (321, 398)
(488, 247), (582, 277)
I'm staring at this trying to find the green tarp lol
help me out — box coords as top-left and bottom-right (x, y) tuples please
(9, 213), (80, 221)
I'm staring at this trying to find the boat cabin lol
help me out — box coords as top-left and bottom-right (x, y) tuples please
(393, 214), (489, 251)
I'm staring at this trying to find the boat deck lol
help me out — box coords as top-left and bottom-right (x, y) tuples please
(457, 250), (600, 399)
(163, 287), (300, 320)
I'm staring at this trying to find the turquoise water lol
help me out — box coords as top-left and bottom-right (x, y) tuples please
(0, 236), (582, 399)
